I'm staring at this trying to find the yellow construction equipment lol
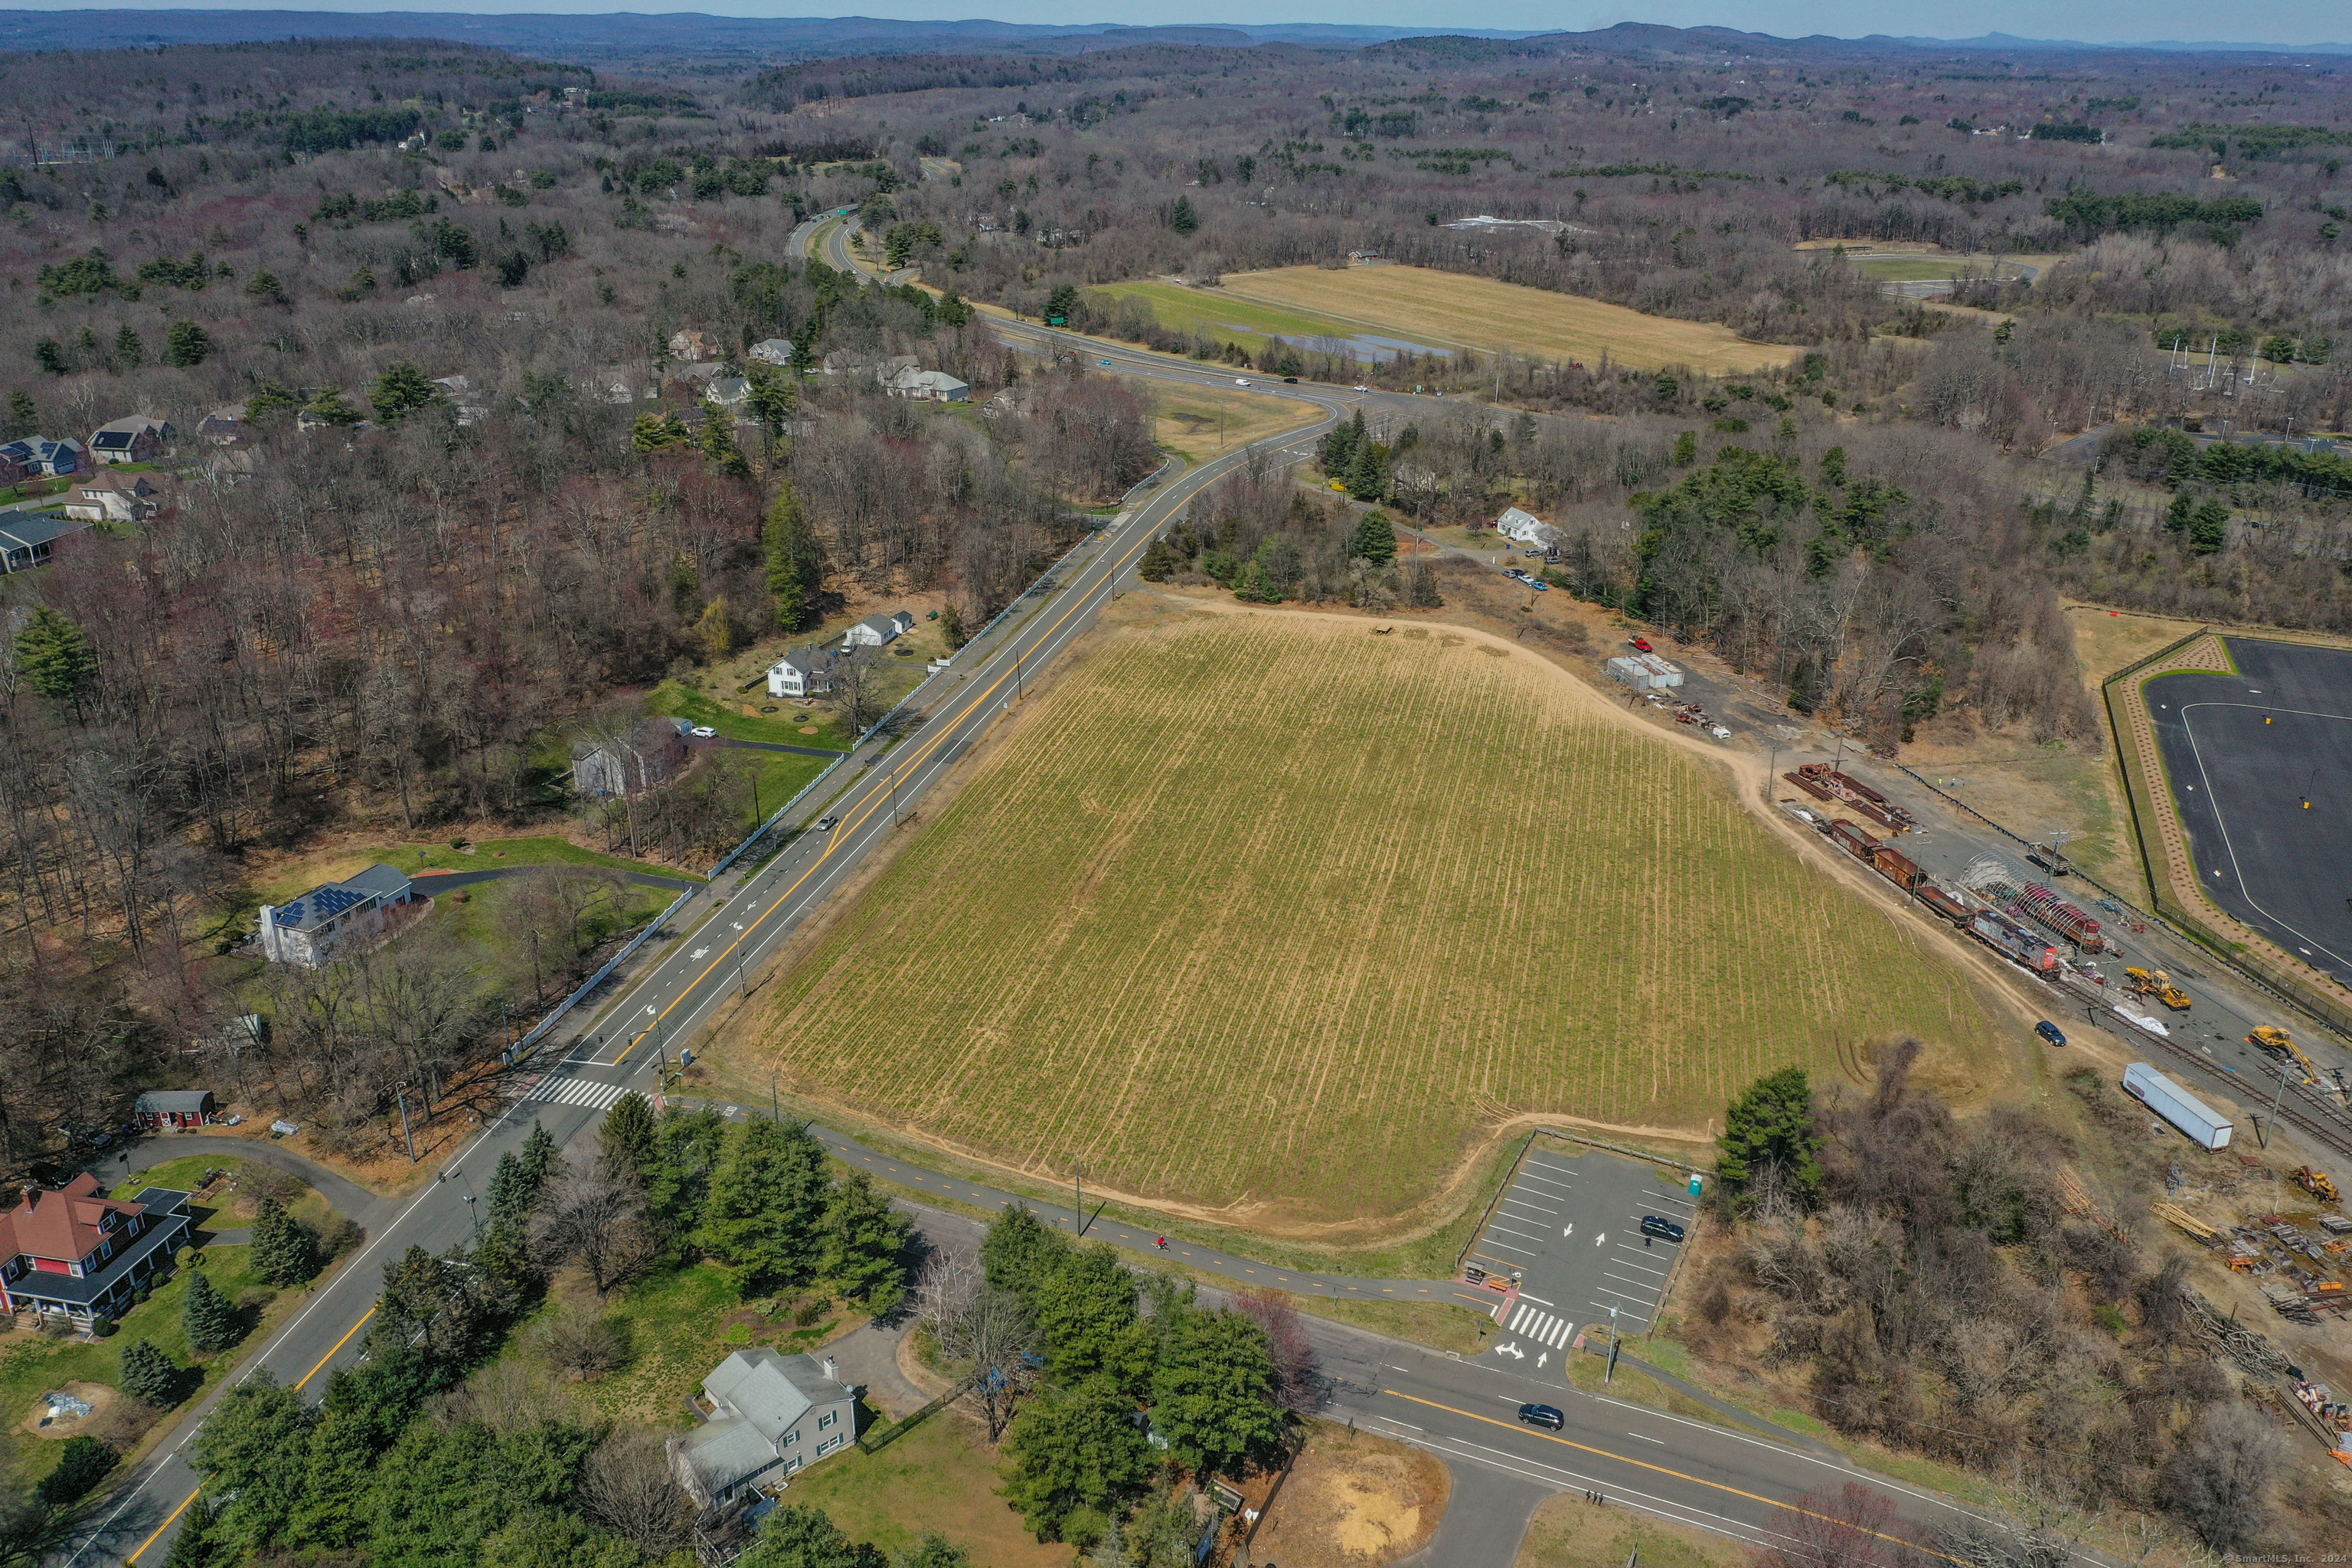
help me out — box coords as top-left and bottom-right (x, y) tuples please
(2251, 1025), (2321, 1082)
(2125, 967), (2195, 1011)
(2298, 1166), (2341, 1204)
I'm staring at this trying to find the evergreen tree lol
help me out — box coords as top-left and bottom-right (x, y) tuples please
(182, 1266), (242, 1354)
(980, 1204), (1071, 1307)
(1354, 510), (1398, 564)
(740, 1504), (884, 1568)
(893, 1535), (972, 1568)
(1043, 283), (1080, 323)
(819, 1170), (912, 1311)
(1148, 1308), (1280, 1478)
(701, 414), (751, 478)
(488, 1150), (536, 1229)
(2188, 498), (2231, 554)
(696, 1119), (832, 1296)
(5, 388), (35, 436)
(518, 1121), (560, 1195)
(250, 1196), (321, 1288)
(1032, 1246), (1139, 1383)
(1318, 411), (1359, 476)
(369, 361), (446, 422)
(164, 1491), (231, 1568)
(1168, 195), (1198, 234)
(645, 1105), (728, 1243)
(1818, 445), (1848, 487)
(598, 1093), (658, 1187)
(1344, 436), (1384, 501)
(114, 325), (144, 367)
(999, 1376), (1152, 1541)
(764, 479), (821, 632)
(15, 606), (98, 709)
(189, 1374), (314, 1552)
(1716, 1067), (1824, 1212)
(118, 1338), (183, 1406)
(162, 320), (211, 367)
(34, 1436), (116, 1507)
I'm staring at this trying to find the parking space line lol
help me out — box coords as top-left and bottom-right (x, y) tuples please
(1474, 1240), (1537, 1260)
(1524, 1157), (1582, 1178)
(1593, 1285), (1655, 1305)
(1499, 1197), (1559, 1217)
(1487, 1220), (1552, 1244)
(1512, 1169), (1578, 1194)
(1610, 1253), (1671, 1274)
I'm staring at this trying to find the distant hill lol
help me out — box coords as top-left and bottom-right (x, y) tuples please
(0, 11), (2334, 60)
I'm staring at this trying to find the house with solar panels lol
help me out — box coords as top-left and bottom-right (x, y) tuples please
(257, 864), (417, 967)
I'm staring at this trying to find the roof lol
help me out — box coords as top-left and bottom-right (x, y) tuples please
(136, 1090), (214, 1114)
(75, 471), (152, 495)
(268, 864), (410, 933)
(703, 1348), (818, 1442)
(707, 377), (751, 403)
(774, 645), (836, 675)
(680, 1417), (782, 1491)
(0, 514), (84, 552)
(0, 1172), (149, 1265)
(852, 614), (900, 638)
(748, 338), (794, 363)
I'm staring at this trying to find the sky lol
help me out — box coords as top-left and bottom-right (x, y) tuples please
(9, 0), (2351, 46)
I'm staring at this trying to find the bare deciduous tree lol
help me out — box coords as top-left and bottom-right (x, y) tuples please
(531, 1155), (657, 1294)
(916, 1252), (1040, 1442)
(579, 1427), (692, 1558)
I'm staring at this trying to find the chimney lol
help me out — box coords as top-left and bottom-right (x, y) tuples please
(21, 1187), (37, 1210)
(822, 1356), (838, 1383)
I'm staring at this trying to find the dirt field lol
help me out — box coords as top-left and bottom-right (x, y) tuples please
(1252, 1422), (1449, 1568)
(717, 603), (2006, 1231)
(1215, 265), (1800, 375)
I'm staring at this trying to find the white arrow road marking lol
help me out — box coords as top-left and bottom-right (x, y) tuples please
(1563, 1224), (1574, 1237)
(1596, 1233), (1607, 1246)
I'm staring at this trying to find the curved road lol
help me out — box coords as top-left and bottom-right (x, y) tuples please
(70, 221), (2088, 1568)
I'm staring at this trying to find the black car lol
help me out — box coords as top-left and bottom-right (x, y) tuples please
(2035, 1020), (2067, 1047)
(1517, 1403), (1566, 1431)
(1638, 1215), (1685, 1243)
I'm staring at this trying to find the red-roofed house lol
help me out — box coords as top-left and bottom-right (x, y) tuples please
(0, 1173), (191, 1326)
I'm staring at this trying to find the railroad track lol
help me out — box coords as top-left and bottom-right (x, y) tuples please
(2102, 1001), (2352, 1165)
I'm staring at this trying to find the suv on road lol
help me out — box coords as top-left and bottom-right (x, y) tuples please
(1639, 1215), (1686, 1243)
(1518, 1403), (1566, 1431)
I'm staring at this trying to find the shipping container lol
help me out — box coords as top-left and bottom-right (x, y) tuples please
(2123, 1063), (2233, 1151)
(1632, 654), (1684, 688)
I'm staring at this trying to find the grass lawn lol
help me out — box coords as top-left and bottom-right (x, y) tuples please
(1153, 385), (1319, 465)
(112, 1157), (339, 1235)
(714, 610), (2005, 1232)
(651, 681), (859, 752)
(1217, 265), (1802, 375)
(1517, 1491), (1743, 1568)
(0, 1243), (295, 1490)
(428, 876), (678, 1001)
(535, 1263), (858, 1427)
(776, 1413), (1067, 1568)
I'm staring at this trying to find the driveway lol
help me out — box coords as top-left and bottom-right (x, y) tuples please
(109, 1132), (389, 1224)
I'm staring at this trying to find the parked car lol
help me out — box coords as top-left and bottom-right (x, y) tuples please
(1098, 358), (1112, 366)
(1353, 384), (1370, 392)
(1639, 1215), (1686, 1243)
(1530, 579), (1550, 592)
(689, 725), (717, 738)
(2035, 1020), (2068, 1047)
(1518, 1403), (1566, 1431)
(1282, 375), (1299, 383)
(814, 815), (839, 831)
(1630, 637), (1654, 652)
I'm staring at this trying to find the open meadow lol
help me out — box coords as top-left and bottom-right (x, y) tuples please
(1214, 265), (1802, 374)
(720, 609), (2005, 1230)
(1151, 383), (1320, 463)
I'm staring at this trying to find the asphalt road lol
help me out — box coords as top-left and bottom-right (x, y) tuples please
(2147, 637), (2352, 989)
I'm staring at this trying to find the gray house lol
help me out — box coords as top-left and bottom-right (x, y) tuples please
(572, 717), (693, 799)
(258, 864), (416, 967)
(671, 1348), (858, 1508)
(842, 611), (915, 650)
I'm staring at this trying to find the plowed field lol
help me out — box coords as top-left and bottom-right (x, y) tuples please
(730, 612), (2003, 1227)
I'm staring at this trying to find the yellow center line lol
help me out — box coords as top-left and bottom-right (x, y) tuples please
(1380, 1393), (1962, 1565)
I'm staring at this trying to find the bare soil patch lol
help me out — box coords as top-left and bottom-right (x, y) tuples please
(1253, 1423), (1449, 1568)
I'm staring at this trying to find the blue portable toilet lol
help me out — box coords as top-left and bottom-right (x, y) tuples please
(1688, 1173), (1704, 1198)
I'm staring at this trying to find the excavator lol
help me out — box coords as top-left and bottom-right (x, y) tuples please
(2298, 1166), (2341, 1204)
(2125, 967), (2194, 1011)
(2251, 1025), (2321, 1084)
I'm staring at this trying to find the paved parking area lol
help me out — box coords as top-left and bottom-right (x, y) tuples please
(1465, 1142), (1699, 1367)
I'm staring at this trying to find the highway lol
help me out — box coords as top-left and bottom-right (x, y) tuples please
(70, 217), (2056, 1567)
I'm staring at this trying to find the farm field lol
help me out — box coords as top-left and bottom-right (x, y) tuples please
(1084, 279), (1394, 360)
(1216, 265), (1802, 374)
(720, 609), (2006, 1230)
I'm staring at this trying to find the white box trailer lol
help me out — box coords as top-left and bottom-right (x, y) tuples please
(1633, 654), (1684, 688)
(2122, 1062), (2233, 1150)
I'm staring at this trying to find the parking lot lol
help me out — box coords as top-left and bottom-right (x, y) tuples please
(1464, 1142), (1699, 1380)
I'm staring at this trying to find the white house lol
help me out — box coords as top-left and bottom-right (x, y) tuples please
(767, 645), (838, 700)
(747, 338), (795, 368)
(887, 368), (970, 403)
(1495, 505), (1560, 549)
(706, 377), (752, 411)
(842, 611), (914, 649)
(258, 864), (416, 967)
(62, 471), (160, 523)
(669, 1348), (858, 1509)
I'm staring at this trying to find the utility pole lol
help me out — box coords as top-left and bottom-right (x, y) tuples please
(397, 1088), (416, 1164)
(1606, 1305), (1621, 1382)
(1073, 1161), (1084, 1236)
(772, 1072), (780, 1122)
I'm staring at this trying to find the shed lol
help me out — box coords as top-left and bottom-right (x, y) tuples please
(135, 1089), (217, 1130)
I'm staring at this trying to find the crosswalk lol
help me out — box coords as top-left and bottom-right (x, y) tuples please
(519, 1075), (629, 1111)
(1504, 1303), (1576, 1348)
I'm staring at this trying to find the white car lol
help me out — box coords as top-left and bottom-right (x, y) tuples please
(1235, 377), (1251, 387)
(1353, 384), (1370, 392)
(689, 725), (717, 738)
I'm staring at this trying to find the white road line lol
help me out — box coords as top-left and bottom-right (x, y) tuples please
(1516, 1292), (1557, 1307)
(1508, 1305), (1534, 1333)
(1478, 1238), (1538, 1258)
(1498, 1197), (1559, 1217)
(1486, 1220), (1552, 1244)
(1610, 1252), (1671, 1275)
